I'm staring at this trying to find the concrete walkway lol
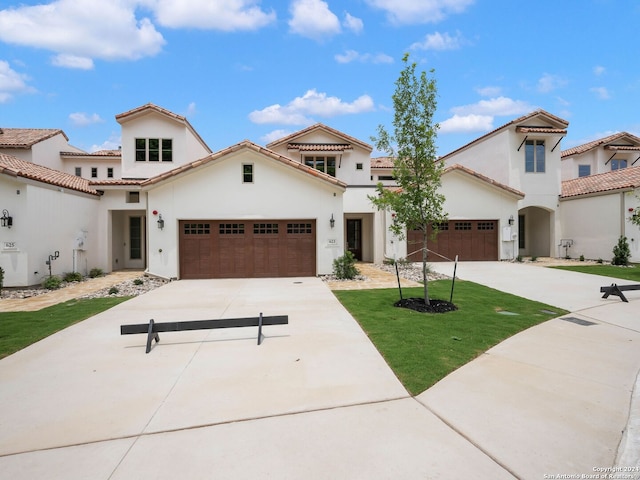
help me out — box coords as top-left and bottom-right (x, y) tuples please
(0, 263), (639, 479)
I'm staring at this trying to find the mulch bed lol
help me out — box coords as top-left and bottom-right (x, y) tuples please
(394, 297), (458, 313)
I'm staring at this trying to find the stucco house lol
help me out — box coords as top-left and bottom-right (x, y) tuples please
(1, 103), (639, 287)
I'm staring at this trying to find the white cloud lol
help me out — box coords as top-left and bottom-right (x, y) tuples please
(537, 73), (567, 93)
(365, 0), (475, 24)
(335, 50), (393, 64)
(450, 96), (536, 117)
(89, 133), (121, 153)
(185, 102), (197, 116)
(249, 89), (375, 125)
(69, 112), (103, 127)
(148, 0), (276, 30)
(439, 114), (493, 133)
(288, 0), (341, 41)
(593, 65), (606, 76)
(0, 0), (165, 68)
(590, 86), (611, 100)
(261, 129), (292, 144)
(0, 60), (34, 102)
(410, 31), (465, 51)
(475, 86), (501, 97)
(343, 12), (363, 34)
(52, 54), (94, 70)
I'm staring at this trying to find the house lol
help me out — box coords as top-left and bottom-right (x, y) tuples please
(1, 103), (638, 287)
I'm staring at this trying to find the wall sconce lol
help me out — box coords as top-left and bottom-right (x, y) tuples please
(508, 215), (514, 226)
(330, 214), (335, 228)
(157, 214), (164, 230)
(1, 209), (13, 228)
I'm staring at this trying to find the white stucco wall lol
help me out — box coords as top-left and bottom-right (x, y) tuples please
(145, 147), (345, 278)
(559, 190), (640, 262)
(0, 177), (100, 287)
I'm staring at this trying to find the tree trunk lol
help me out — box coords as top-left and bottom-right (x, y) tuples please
(422, 228), (430, 305)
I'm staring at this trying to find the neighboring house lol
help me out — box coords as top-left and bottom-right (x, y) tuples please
(2, 103), (638, 287)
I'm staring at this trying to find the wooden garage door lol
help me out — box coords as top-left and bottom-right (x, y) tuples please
(179, 220), (316, 279)
(407, 220), (498, 262)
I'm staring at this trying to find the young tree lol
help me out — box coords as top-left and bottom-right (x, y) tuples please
(369, 53), (446, 305)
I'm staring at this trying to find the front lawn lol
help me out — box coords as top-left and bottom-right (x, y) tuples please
(334, 280), (567, 395)
(552, 264), (640, 282)
(0, 297), (130, 359)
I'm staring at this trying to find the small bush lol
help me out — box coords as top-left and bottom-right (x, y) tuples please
(108, 286), (119, 295)
(516, 255), (523, 263)
(89, 268), (104, 278)
(597, 258), (603, 264)
(579, 255), (585, 262)
(383, 257), (409, 266)
(333, 251), (360, 280)
(133, 278), (144, 286)
(612, 236), (631, 266)
(42, 275), (63, 290)
(63, 271), (83, 283)
(530, 256), (537, 262)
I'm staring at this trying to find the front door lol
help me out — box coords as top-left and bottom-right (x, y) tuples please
(346, 219), (362, 260)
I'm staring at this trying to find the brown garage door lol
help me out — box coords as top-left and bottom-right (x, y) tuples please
(179, 220), (316, 279)
(407, 220), (498, 262)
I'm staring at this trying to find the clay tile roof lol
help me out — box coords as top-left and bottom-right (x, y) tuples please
(371, 157), (395, 168)
(515, 126), (568, 134)
(444, 163), (525, 198)
(561, 166), (640, 198)
(561, 132), (640, 157)
(266, 123), (372, 151)
(89, 179), (143, 187)
(141, 140), (347, 189)
(287, 143), (353, 151)
(0, 153), (100, 196)
(61, 150), (121, 157)
(0, 128), (68, 148)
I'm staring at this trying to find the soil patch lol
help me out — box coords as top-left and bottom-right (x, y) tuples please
(395, 297), (457, 313)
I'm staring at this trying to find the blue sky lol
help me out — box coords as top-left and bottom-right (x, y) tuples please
(1, 0), (639, 157)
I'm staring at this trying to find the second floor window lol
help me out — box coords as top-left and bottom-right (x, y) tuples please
(525, 140), (545, 173)
(304, 156), (336, 177)
(136, 138), (173, 162)
(91, 167), (98, 178)
(611, 159), (627, 171)
(578, 165), (591, 177)
(107, 167), (114, 178)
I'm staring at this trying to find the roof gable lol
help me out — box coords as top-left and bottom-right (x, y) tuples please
(266, 123), (372, 152)
(141, 140), (347, 190)
(561, 165), (640, 198)
(0, 128), (68, 149)
(0, 153), (99, 196)
(561, 132), (640, 158)
(440, 110), (569, 161)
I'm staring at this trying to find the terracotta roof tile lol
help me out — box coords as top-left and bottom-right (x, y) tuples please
(371, 157), (395, 168)
(266, 123), (372, 151)
(141, 140), (347, 189)
(516, 126), (567, 134)
(561, 166), (640, 198)
(89, 179), (143, 186)
(561, 132), (640, 157)
(287, 143), (353, 151)
(0, 153), (99, 196)
(0, 128), (68, 148)
(61, 150), (121, 157)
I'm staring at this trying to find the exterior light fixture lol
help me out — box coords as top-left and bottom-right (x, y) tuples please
(1, 209), (13, 228)
(330, 214), (335, 228)
(157, 214), (164, 230)
(508, 215), (514, 226)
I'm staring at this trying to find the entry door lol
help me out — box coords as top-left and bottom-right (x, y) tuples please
(346, 219), (362, 260)
(127, 215), (145, 269)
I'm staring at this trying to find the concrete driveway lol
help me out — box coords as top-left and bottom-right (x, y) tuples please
(0, 264), (639, 479)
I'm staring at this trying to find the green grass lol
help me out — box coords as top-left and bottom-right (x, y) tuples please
(0, 297), (130, 359)
(334, 280), (567, 395)
(552, 264), (640, 282)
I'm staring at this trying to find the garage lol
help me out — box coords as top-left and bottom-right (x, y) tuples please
(407, 220), (498, 262)
(179, 220), (316, 279)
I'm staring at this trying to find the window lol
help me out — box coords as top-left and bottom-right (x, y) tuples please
(219, 223), (243, 235)
(304, 156), (336, 177)
(184, 223), (211, 235)
(578, 165), (591, 177)
(75, 167), (81, 177)
(454, 222), (472, 230)
(518, 215), (525, 249)
(378, 175), (395, 181)
(525, 140), (545, 173)
(129, 217), (142, 260)
(127, 192), (140, 203)
(287, 223), (312, 234)
(433, 222), (449, 231)
(611, 159), (628, 171)
(356, 163), (363, 170)
(253, 223), (279, 234)
(107, 167), (114, 178)
(135, 138), (173, 162)
(477, 222), (495, 230)
(242, 164), (253, 183)
(91, 167), (98, 178)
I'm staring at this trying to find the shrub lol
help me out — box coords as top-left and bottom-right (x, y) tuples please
(516, 255), (523, 263)
(89, 268), (104, 278)
(333, 251), (360, 280)
(597, 258), (603, 264)
(0, 266), (4, 294)
(133, 278), (144, 285)
(108, 286), (119, 295)
(612, 236), (631, 266)
(579, 255), (585, 262)
(63, 271), (83, 283)
(530, 256), (537, 262)
(42, 275), (63, 290)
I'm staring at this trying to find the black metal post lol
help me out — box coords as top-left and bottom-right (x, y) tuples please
(395, 261), (403, 300)
(449, 255), (458, 303)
